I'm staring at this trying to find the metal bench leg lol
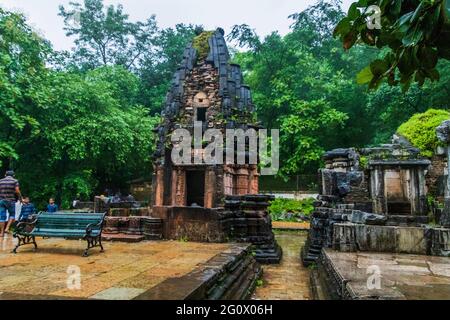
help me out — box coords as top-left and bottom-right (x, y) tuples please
(32, 236), (38, 251)
(83, 237), (93, 257)
(11, 235), (37, 254)
(83, 236), (103, 257)
(99, 236), (104, 252)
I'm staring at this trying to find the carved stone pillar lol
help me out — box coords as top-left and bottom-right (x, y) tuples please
(154, 167), (165, 206)
(248, 165), (259, 194)
(370, 166), (386, 214)
(204, 168), (216, 208)
(236, 167), (250, 195)
(171, 169), (186, 206)
(437, 120), (450, 227)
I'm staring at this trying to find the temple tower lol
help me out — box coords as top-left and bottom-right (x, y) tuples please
(151, 28), (281, 263)
(152, 28), (260, 209)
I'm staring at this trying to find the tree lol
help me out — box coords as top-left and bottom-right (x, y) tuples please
(16, 68), (159, 208)
(230, 31), (350, 175)
(138, 24), (199, 113)
(366, 59), (450, 143)
(59, 0), (158, 70)
(0, 8), (51, 170)
(279, 100), (348, 176)
(1, 7), (160, 208)
(335, 0), (450, 90)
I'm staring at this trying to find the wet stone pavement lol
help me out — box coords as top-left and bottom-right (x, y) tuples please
(0, 235), (229, 300)
(253, 230), (311, 300)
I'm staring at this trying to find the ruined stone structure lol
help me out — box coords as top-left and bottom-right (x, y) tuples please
(150, 28), (281, 263)
(304, 141), (450, 299)
(319, 145), (430, 215)
(152, 28), (259, 208)
(437, 120), (450, 227)
(303, 143), (450, 267)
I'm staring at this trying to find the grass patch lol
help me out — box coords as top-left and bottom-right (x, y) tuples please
(268, 198), (315, 222)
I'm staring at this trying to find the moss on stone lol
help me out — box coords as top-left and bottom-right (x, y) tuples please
(192, 31), (214, 61)
(397, 108), (450, 158)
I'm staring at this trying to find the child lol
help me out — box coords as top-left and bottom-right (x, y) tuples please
(18, 197), (37, 222)
(46, 198), (58, 213)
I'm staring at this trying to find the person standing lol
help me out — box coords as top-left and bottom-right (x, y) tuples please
(46, 198), (59, 213)
(0, 170), (21, 236)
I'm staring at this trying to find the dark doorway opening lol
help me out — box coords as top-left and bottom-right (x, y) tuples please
(196, 108), (207, 122)
(186, 170), (205, 207)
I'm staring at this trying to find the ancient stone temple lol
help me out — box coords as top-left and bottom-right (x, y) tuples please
(150, 28), (281, 263)
(303, 141), (450, 267)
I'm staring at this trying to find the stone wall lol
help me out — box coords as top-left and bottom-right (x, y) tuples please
(426, 155), (447, 197)
(302, 206), (450, 266)
(134, 244), (262, 300)
(333, 223), (429, 255)
(152, 195), (282, 264)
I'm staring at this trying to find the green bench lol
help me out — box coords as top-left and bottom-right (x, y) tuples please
(12, 212), (106, 257)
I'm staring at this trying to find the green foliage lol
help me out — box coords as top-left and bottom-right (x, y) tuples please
(230, 1), (366, 175)
(268, 198), (315, 221)
(280, 100), (348, 176)
(58, 0), (158, 69)
(0, 7), (160, 209)
(335, 0), (450, 91)
(397, 108), (450, 157)
(58, 1), (199, 114)
(0, 8), (51, 169)
(359, 156), (369, 169)
(2, 0), (450, 208)
(192, 31), (214, 60)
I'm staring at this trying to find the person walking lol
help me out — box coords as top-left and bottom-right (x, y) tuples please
(0, 170), (21, 236)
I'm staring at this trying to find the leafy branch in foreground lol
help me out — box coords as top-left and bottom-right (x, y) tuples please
(335, 0), (450, 91)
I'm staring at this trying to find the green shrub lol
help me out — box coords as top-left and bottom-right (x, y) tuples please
(268, 198), (315, 221)
(397, 109), (450, 158)
(359, 156), (368, 169)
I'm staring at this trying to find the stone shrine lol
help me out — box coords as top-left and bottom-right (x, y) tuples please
(150, 28), (281, 263)
(303, 142), (450, 267)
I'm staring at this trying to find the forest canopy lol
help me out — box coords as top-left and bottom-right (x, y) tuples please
(0, 0), (449, 207)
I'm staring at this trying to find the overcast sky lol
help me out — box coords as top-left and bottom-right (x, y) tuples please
(1, 0), (354, 51)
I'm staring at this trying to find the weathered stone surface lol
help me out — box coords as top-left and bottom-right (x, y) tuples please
(436, 120), (450, 143)
(151, 195), (281, 264)
(254, 231), (310, 300)
(349, 210), (387, 225)
(103, 216), (163, 241)
(332, 223), (438, 255)
(430, 227), (450, 257)
(0, 236), (231, 300)
(134, 244), (261, 300)
(314, 249), (450, 300)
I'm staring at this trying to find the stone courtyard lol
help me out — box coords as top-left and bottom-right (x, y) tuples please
(0, 235), (230, 300)
(0, 7), (449, 302)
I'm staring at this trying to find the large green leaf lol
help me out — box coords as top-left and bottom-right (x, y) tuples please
(356, 65), (374, 84)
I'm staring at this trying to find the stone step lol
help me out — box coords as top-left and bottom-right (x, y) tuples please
(102, 233), (145, 243)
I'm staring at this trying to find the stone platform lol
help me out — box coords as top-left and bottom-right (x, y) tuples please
(312, 248), (450, 300)
(0, 236), (260, 300)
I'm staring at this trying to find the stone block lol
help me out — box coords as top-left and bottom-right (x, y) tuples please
(430, 228), (450, 257)
(395, 227), (427, 254)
